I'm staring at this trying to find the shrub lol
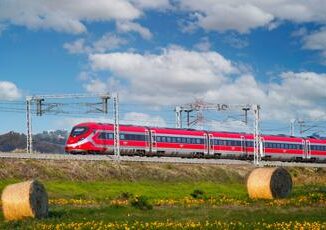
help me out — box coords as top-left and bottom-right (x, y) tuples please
(130, 195), (153, 210)
(190, 189), (206, 199)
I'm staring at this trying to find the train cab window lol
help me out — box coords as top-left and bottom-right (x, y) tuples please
(98, 132), (106, 140)
(70, 127), (88, 137)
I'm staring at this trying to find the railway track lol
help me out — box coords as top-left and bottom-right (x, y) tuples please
(0, 152), (325, 168)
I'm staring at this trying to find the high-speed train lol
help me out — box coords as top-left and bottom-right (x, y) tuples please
(65, 122), (326, 162)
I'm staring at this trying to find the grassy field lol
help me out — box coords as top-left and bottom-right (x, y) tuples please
(0, 159), (325, 229)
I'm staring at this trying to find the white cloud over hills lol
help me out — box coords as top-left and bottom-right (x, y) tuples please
(84, 47), (326, 122)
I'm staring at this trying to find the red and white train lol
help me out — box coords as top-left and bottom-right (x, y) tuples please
(65, 122), (326, 162)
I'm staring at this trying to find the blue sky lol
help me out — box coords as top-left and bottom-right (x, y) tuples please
(0, 0), (326, 136)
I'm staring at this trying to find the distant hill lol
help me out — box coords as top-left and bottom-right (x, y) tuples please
(0, 130), (68, 153)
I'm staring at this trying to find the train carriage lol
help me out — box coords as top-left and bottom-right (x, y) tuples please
(209, 132), (253, 158)
(261, 135), (304, 160)
(305, 137), (326, 161)
(149, 127), (207, 157)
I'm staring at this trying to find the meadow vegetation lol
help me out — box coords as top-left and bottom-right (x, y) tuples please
(0, 159), (325, 229)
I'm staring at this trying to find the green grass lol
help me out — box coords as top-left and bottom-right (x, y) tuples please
(0, 179), (325, 229)
(45, 180), (247, 200)
(0, 205), (325, 229)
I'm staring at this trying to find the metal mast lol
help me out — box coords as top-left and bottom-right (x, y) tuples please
(113, 93), (120, 159)
(25, 93), (111, 154)
(252, 104), (262, 165)
(175, 101), (262, 165)
(26, 98), (33, 153)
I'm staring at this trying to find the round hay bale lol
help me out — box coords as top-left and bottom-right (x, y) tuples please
(247, 167), (292, 199)
(1, 180), (48, 220)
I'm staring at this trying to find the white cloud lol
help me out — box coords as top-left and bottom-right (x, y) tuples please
(63, 39), (88, 54)
(122, 112), (166, 126)
(93, 34), (128, 52)
(0, 23), (7, 35)
(194, 37), (211, 51)
(0, 0), (141, 34)
(130, 0), (171, 10)
(83, 77), (122, 94)
(223, 33), (249, 49)
(63, 34), (128, 54)
(0, 81), (21, 100)
(303, 28), (326, 51)
(89, 47), (237, 105)
(180, 1), (274, 33)
(55, 117), (112, 131)
(83, 79), (108, 93)
(209, 120), (252, 132)
(179, 0), (326, 33)
(116, 21), (152, 40)
(56, 112), (166, 129)
(302, 27), (326, 64)
(85, 47), (326, 123)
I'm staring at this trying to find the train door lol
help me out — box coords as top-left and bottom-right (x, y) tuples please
(150, 130), (157, 153)
(145, 130), (150, 152)
(203, 133), (208, 155)
(305, 140), (311, 159)
(301, 140), (305, 158)
(209, 134), (214, 156)
(260, 137), (265, 157)
(240, 136), (246, 155)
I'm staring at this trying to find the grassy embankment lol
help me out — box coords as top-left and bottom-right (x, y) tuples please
(0, 159), (325, 229)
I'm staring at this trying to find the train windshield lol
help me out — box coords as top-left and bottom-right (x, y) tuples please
(70, 127), (88, 137)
